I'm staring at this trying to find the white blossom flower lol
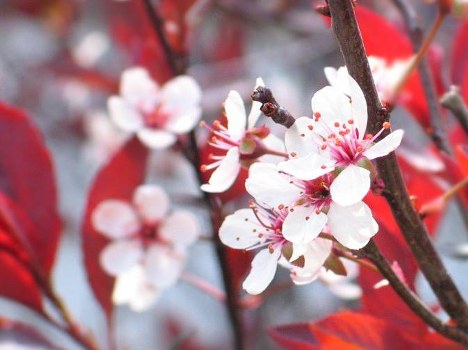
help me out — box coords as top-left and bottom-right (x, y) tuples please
(246, 162), (378, 249)
(108, 67), (202, 149)
(219, 202), (332, 295)
(200, 78), (286, 193)
(92, 185), (199, 311)
(278, 70), (404, 207)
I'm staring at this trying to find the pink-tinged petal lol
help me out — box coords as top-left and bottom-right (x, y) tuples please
(311, 87), (350, 138)
(346, 73), (368, 139)
(224, 90), (246, 141)
(159, 210), (199, 247)
(245, 163), (301, 209)
(328, 201), (378, 249)
(100, 240), (143, 276)
(161, 75), (202, 111)
(290, 243), (307, 262)
(330, 165), (370, 206)
(242, 247), (281, 295)
(164, 107), (202, 134)
(133, 185), (169, 224)
(120, 67), (159, 108)
(284, 117), (320, 157)
(282, 206), (327, 244)
(291, 238), (332, 285)
(112, 265), (159, 311)
(108, 96), (144, 132)
(247, 77), (265, 129)
(278, 153), (335, 181)
(363, 129), (404, 160)
(201, 147), (240, 193)
(219, 208), (265, 249)
(137, 128), (177, 149)
(144, 244), (185, 288)
(92, 200), (141, 239)
(258, 134), (286, 164)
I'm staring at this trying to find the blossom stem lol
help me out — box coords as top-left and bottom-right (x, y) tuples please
(264, 147), (289, 158)
(363, 241), (468, 346)
(328, 0), (468, 335)
(181, 272), (227, 302)
(333, 247), (379, 273)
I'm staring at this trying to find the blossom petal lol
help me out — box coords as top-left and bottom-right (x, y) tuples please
(344, 71), (368, 139)
(245, 163), (301, 209)
(161, 75), (202, 111)
(112, 265), (159, 311)
(363, 129), (404, 160)
(219, 208), (266, 249)
(137, 128), (176, 149)
(247, 77), (265, 129)
(100, 240), (143, 276)
(144, 244), (185, 288)
(92, 200), (140, 239)
(133, 185), (169, 224)
(225, 90), (246, 141)
(278, 153), (335, 180)
(108, 96), (144, 132)
(327, 201), (378, 249)
(284, 117), (320, 157)
(120, 67), (159, 107)
(291, 238), (332, 285)
(201, 147), (240, 193)
(324, 67), (339, 88)
(164, 106), (202, 134)
(242, 247), (281, 295)
(330, 165), (370, 206)
(258, 134), (286, 164)
(282, 206), (327, 244)
(159, 210), (199, 247)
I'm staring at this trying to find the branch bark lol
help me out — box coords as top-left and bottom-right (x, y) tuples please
(327, 0), (468, 332)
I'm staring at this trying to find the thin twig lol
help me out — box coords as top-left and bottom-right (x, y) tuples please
(251, 86), (296, 128)
(363, 241), (468, 345)
(327, 0), (468, 333)
(440, 85), (468, 134)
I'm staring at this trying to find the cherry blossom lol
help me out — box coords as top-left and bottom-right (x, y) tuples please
(92, 185), (199, 311)
(246, 163), (378, 249)
(278, 70), (404, 207)
(219, 201), (332, 295)
(200, 78), (286, 193)
(108, 67), (202, 149)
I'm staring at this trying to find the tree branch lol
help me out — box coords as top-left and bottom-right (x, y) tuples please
(327, 0), (468, 333)
(440, 85), (468, 134)
(251, 86), (296, 128)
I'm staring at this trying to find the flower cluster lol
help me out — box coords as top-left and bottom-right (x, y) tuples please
(92, 185), (199, 311)
(219, 69), (404, 294)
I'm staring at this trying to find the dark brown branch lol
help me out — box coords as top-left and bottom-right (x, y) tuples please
(251, 87), (296, 128)
(440, 85), (468, 134)
(363, 241), (468, 345)
(328, 0), (468, 333)
(392, 0), (450, 153)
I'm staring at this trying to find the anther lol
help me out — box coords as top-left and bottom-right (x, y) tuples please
(383, 122), (391, 129)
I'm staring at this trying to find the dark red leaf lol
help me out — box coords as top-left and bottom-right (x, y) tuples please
(82, 137), (149, 319)
(0, 317), (60, 349)
(0, 102), (61, 274)
(225, 247), (252, 292)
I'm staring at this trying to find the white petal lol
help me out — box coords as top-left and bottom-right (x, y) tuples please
(112, 265), (159, 311)
(92, 200), (141, 239)
(120, 67), (159, 107)
(159, 210), (199, 247)
(363, 129), (404, 160)
(100, 240), (143, 276)
(291, 238), (332, 285)
(245, 163), (301, 209)
(284, 117), (319, 157)
(161, 75), (202, 111)
(346, 73), (368, 139)
(328, 201), (378, 249)
(278, 153), (335, 180)
(330, 165), (370, 206)
(282, 206), (327, 244)
(108, 96), (144, 132)
(224, 90), (246, 141)
(324, 67), (339, 88)
(137, 128), (176, 149)
(133, 185), (170, 224)
(290, 243), (307, 262)
(242, 248), (281, 295)
(258, 134), (286, 164)
(219, 208), (266, 249)
(164, 107), (202, 134)
(329, 283), (362, 300)
(144, 244), (185, 288)
(247, 77), (265, 128)
(200, 147), (240, 193)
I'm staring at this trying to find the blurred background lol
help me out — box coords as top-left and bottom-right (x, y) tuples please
(0, 0), (466, 349)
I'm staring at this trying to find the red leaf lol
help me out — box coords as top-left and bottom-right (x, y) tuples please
(225, 247), (252, 292)
(0, 102), (61, 273)
(0, 317), (59, 349)
(82, 137), (149, 319)
(451, 22), (468, 87)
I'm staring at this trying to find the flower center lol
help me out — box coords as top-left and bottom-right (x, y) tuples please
(141, 105), (170, 129)
(301, 174), (333, 211)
